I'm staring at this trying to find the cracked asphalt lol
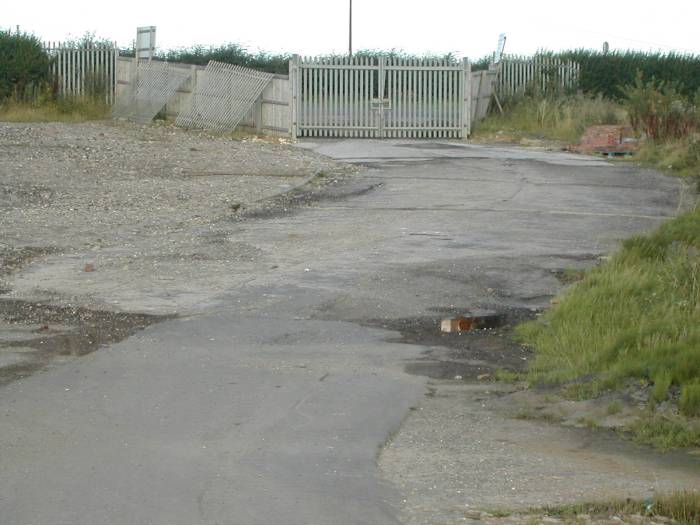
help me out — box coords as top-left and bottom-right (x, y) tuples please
(1, 136), (695, 525)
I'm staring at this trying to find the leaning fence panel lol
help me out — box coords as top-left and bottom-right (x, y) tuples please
(113, 60), (191, 122)
(176, 61), (274, 132)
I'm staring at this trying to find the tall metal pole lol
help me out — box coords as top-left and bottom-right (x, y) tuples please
(349, 0), (353, 57)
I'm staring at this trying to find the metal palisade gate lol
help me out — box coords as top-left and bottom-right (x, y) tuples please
(291, 56), (471, 139)
(44, 43), (119, 104)
(497, 55), (580, 98)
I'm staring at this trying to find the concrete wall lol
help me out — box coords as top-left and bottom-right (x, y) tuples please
(116, 57), (291, 136)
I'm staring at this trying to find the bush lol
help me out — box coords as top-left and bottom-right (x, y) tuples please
(622, 72), (699, 141)
(556, 49), (700, 99)
(0, 30), (51, 100)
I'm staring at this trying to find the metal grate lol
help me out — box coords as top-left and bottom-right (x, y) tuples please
(176, 61), (274, 132)
(113, 60), (191, 122)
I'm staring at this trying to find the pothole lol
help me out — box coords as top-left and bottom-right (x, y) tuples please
(363, 307), (536, 381)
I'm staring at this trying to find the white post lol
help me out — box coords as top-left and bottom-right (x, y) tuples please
(462, 58), (472, 138)
(289, 54), (301, 139)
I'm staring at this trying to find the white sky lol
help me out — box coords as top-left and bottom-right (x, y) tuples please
(5, 0), (700, 59)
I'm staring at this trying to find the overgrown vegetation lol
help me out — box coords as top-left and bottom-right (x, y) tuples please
(538, 491), (700, 525)
(475, 93), (624, 142)
(0, 31), (110, 122)
(517, 206), (700, 446)
(0, 94), (109, 122)
(0, 30), (50, 100)
(555, 49), (700, 99)
(623, 72), (699, 141)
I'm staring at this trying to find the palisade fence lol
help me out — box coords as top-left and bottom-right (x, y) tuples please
(43, 42), (119, 103)
(496, 55), (580, 99)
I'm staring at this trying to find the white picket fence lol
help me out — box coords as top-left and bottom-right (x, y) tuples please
(496, 56), (580, 98)
(43, 42), (119, 104)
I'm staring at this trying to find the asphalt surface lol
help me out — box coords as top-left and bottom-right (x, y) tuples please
(0, 140), (684, 525)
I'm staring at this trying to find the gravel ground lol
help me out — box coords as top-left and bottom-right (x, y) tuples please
(379, 383), (699, 525)
(0, 120), (352, 314)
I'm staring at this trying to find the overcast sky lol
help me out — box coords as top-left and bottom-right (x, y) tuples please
(5, 0), (700, 59)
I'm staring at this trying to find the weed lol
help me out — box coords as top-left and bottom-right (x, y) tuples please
(606, 400), (623, 416)
(576, 416), (600, 429)
(651, 370), (672, 403)
(630, 414), (700, 449)
(494, 368), (521, 382)
(556, 268), (587, 285)
(484, 491), (699, 525)
(680, 381), (700, 417)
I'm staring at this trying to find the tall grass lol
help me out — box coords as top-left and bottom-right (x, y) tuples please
(517, 206), (700, 429)
(474, 93), (625, 142)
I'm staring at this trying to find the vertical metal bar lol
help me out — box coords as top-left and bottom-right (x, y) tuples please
(376, 57), (387, 139)
(351, 56), (357, 138)
(342, 56), (347, 137)
(369, 57), (374, 138)
(357, 57), (362, 138)
(364, 56), (368, 138)
(439, 60), (445, 138)
(420, 59), (426, 138)
(409, 59), (415, 138)
(325, 59), (331, 137)
(397, 58), (403, 138)
(463, 58), (471, 138)
(426, 59), (432, 138)
(334, 57), (339, 136)
(312, 57), (317, 138)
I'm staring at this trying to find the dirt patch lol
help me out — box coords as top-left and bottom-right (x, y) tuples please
(0, 299), (168, 386)
(235, 174), (380, 221)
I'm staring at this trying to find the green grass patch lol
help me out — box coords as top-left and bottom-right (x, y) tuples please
(493, 368), (522, 382)
(474, 93), (625, 143)
(517, 206), (700, 446)
(631, 413), (700, 449)
(482, 491), (700, 524)
(638, 138), (700, 190)
(542, 491), (700, 524)
(0, 96), (110, 122)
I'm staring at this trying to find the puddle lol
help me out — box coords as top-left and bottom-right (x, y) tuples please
(363, 307), (536, 381)
(0, 299), (170, 386)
